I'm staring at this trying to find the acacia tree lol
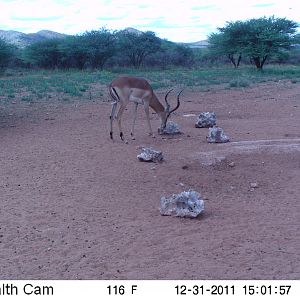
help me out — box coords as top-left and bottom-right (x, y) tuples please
(208, 21), (246, 68)
(242, 17), (298, 69)
(117, 30), (161, 68)
(208, 16), (298, 70)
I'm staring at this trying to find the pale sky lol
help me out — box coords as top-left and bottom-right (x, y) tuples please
(0, 0), (299, 42)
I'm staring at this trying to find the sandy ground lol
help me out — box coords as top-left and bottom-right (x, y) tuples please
(0, 80), (299, 280)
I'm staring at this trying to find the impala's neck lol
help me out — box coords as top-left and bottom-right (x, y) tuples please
(150, 93), (168, 130)
(149, 93), (165, 113)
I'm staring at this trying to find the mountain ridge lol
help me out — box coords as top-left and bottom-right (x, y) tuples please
(0, 28), (208, 48)
(0, 29), (68, 48)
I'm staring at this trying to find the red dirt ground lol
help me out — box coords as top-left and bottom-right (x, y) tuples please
(0, 80), (299, 279)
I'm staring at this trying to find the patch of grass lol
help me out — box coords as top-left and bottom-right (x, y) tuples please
(229, 78), (251, 88)
(21, 96), (32, 102)
(1, 65), (300, 104)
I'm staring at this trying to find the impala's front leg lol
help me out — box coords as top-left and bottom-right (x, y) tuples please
(130, 102), (138, 140)
(144, 102), (155, 138)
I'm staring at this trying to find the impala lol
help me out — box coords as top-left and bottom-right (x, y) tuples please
(109, 76), (182, 141)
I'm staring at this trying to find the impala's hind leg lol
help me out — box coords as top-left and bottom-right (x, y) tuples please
(110, 101), (117, 140)
(116, 104), (127, 142)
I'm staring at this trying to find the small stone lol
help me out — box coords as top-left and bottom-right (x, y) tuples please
(195, 112), (216, 128)
(160, 190), (204, 218)
(250, 182), (259, 188)
(207, 126), (230, 143)
(228, 162), (235, 167)
(179, 182), (185, 187)
(137, 147), (163, 163)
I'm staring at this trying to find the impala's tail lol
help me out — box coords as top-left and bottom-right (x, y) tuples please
(109, 86), (120, 103)
(109, 86), (120, 139)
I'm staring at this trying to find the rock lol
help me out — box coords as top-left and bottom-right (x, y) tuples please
(137, 147), (163, 163)
(250, 182), (259, 188)
(195, 112), (216, 128)
(159, 121), (182, 135)
(160, 190), (204, 218)
(228, 161), (235, 167)
(207, 126), (230, 143)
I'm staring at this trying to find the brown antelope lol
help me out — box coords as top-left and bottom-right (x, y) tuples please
(108, 76), (182, 141)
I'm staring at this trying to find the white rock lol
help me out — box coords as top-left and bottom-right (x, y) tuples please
(159, 121), (181, 135)
(160, 190), (204, 218)
(137, 147), (163, 163)
(195, 112), (216, 128)
(250, 182), (259, 188)
(207, 126), (230, 143)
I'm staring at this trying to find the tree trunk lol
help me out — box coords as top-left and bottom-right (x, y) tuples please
(237, 54), (242, 67)
(252, 55), (268, 70)
(228, 54), (237, 68)
(252, 57), (262, 70)
(260, 55), (268, 70)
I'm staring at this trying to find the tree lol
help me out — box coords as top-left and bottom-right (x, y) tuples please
(208, 16), (298, 70)
(80, 29), (116, 69)
(242, 17), (298, 69)
(0, 38), (14, 72)
(208, 22), (246, 68)
(117, 30), (161, 68)
(24, 39), (62, 69)
(58, 36), (90, 69)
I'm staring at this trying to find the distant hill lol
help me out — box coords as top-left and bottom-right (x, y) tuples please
(122, 27), (209, 48)
(122, 27), (143, 35)
(180, 40), (209, 49)
(0, 30), (68, 48)
(0, 28), (209, 49)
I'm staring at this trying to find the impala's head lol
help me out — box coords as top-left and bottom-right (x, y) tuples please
(159, 89), (183, 132)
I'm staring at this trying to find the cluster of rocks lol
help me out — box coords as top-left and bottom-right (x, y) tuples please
(195, 111), (230, 143)
(137, 148), (205, 218)
(135, 110), (233, 219)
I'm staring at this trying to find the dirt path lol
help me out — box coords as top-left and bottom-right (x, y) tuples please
(0, 80), (299, 279)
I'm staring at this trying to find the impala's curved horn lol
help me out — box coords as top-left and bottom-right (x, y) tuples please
(166, 89), (183, 119)
(164, 89), (173, 112)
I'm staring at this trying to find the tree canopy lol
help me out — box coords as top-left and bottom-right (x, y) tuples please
(116, 30), (161, 68)
(208, 16), (298, 69)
